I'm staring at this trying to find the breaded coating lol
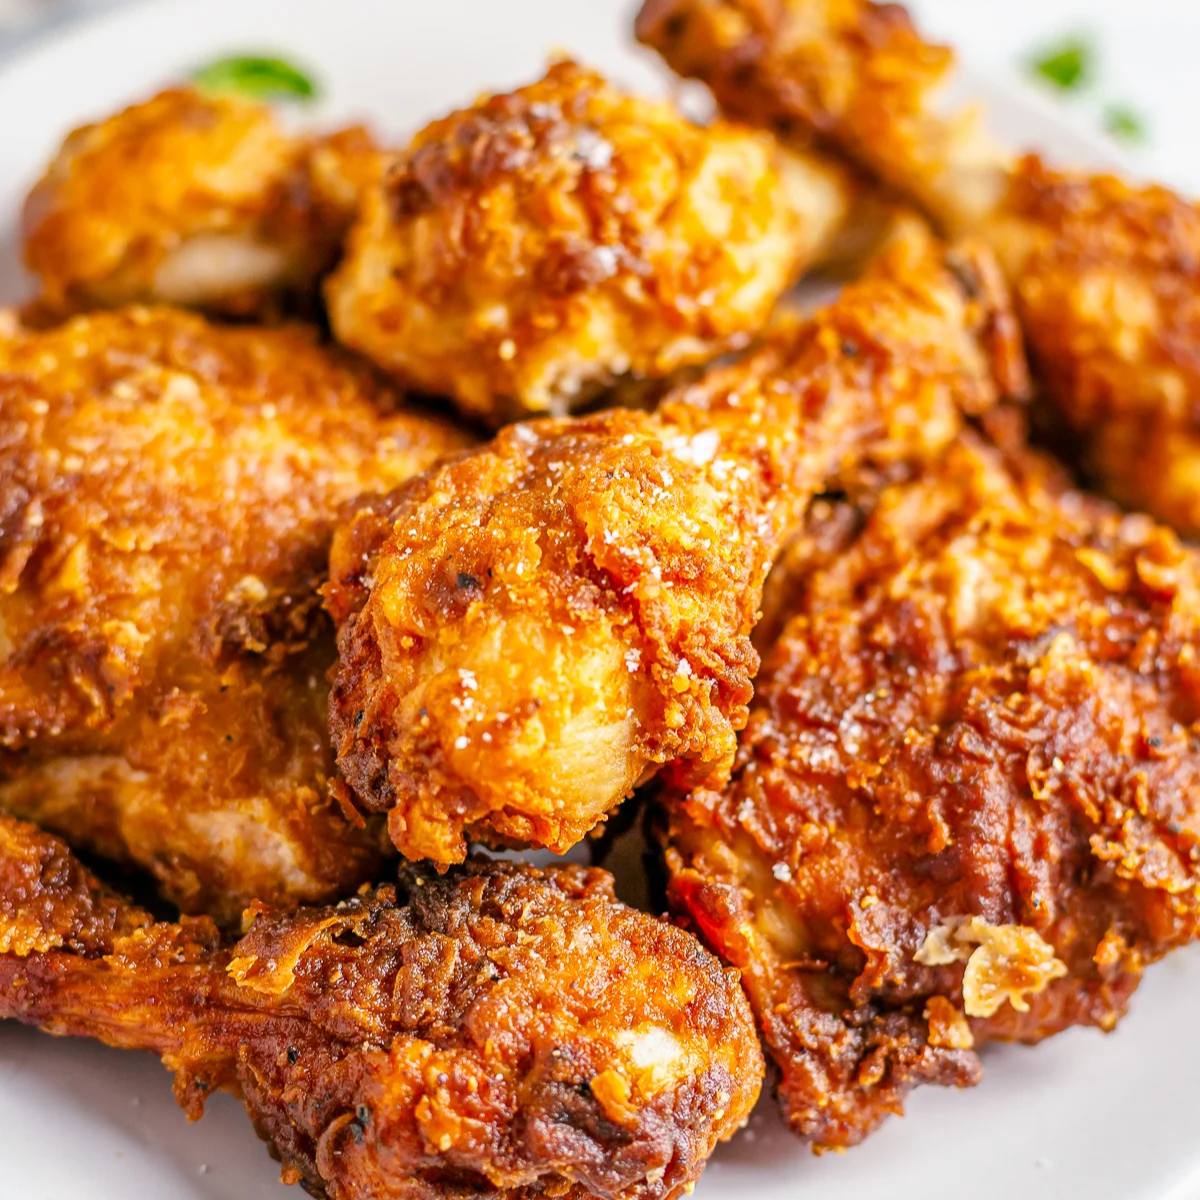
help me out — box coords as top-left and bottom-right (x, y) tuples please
(661, 435), (1200, 1149)
(0, 306), (468, 917)
(326, 59), (854, 425)
(0, 637), (377, 922)
(326, 230), (1026, 864)
(0, 814), (762, 1200)
(986, 159), (1200, 535)
(638, 1), (1200, 535)
(636, 0), (1003, 227)
(23, 87), (379, 317)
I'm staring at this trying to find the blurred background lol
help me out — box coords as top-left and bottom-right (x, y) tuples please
(0, 0), (1196, 191)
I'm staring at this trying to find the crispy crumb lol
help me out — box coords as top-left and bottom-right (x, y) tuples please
(923, 997), (974, 1050)
(917, 917), (1067, 1018)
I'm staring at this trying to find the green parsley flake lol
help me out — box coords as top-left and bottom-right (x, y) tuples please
(1029, 37), (1093, 92)
(1104, 103), (1147, 143)
(192, 54), (318, 102)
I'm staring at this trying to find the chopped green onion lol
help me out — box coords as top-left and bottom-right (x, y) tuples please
(1028, 36), (1093, 92)
(192, 54), (318, 102)
(1104, 103), (1147, 143)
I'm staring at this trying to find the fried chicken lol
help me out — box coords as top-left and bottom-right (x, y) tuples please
(659, 434), (1200, 1149)
(326, 59), (856, 425)
(636, 0), (1003, 229)
(0, 306), (468, 918)
(0, 813), (762, 1200)
(637, 0), (1030, 233)
(0, 637), (373, 923)
(325, 227), (1026, 865)
(637, 0), (1200, 536)
(984, 162), (1200, 536)
(23, 87), (379, 318)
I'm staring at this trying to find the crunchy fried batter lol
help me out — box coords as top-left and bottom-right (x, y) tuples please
(326, 230), (1025, 864)
(0, 306), (468, 917)
(23, 87), (379, 317)
(0, 636), (380, 922)
(986, 159), (1200, 534)
(637, 0), (1200, 534)
(661, 435), (1200, 1149)
(0, 814), (762, 1200)
(326, 59), (855, 424)
(636, 0), (1003, 226)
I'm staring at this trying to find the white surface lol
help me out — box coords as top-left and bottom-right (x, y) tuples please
(0, 0), (40, 28)
(913, 0), (1200, 194)
(5, 0), (1199, 189)
(0, 3), (1198, 1199)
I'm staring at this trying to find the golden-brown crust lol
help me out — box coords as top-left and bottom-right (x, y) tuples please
(0, 815), (762, 1200)
(661, 435), (1200, 1148)
(0, 636), (390, 921)
(0, 306), (468, 917)
(327, 230), (1025, 864)
(23, 87), (379, 317)
(327, 405), (762, 863)
(0, 305), (463, 745)
(635, 0), (983, 219)
(0, 810), (150, 956)
(986, 157), (1200, 534)
(327, 58), (853, 423)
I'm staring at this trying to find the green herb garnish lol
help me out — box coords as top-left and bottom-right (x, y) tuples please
(1028, 36), (1093, 92)
(192, 54), (318, 102)
(1104, 103), (1147, 143)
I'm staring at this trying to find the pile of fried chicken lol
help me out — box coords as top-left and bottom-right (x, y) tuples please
(2, 2), (1199, 1197)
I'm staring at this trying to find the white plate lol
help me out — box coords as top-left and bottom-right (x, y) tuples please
(0, 3), (1197, 1199)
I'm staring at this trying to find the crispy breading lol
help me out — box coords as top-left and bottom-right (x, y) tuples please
(636, 0), (1004, 226)
(0, 814), (762, 1200)
(986, 158), (1200, 534)
(0, 636), (387, 922)
(637, 0), (1200, 535)
(326, 230), (1025, 864)
(326, 59), (855, 424)
(0, 306), (468, 918)
(660, 435), (1200, 1149)
(23, 87), (379, 317)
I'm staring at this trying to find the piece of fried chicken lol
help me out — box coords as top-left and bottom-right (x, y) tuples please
(660, 433), (1200, 1150)
(325, 227), (1026, 865)
(23, 86), (379, 317)
(637, 0), (1200, 536)
(326, 59), (857, 425)
(636, 0), (1004, 228)
(0, 814), (762, 1200)
(983, 164), (1200, 536)
(0, 306), (468, 919)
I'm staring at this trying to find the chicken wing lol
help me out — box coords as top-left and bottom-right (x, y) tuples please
(0, 306), (468, 918)
(637, 0), (1200, 535)
(326, 58), (856, 425)
(0, 813), (762, 1200)
(23, 87), (378, 317)
(325, 228), (1026, 864)
(659, 434), (1200, 1149)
